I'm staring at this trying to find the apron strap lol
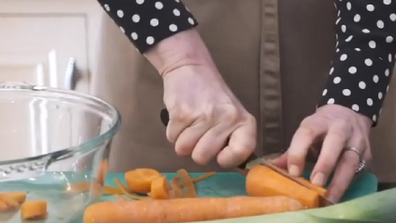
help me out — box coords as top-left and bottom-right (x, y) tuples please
(259, 0), (284, 156)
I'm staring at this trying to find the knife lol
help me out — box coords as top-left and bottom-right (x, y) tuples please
(160, 108), (334, 206)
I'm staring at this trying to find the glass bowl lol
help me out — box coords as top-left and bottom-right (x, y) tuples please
(0, 82), (121, 223)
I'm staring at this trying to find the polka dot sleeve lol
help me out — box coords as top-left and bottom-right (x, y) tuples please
(318, 0), (396, 126)
(97, 0), (198, 53)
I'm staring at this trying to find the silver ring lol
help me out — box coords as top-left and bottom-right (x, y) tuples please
(343, 147), (365, 175)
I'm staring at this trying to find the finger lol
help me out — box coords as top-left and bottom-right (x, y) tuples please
(287, 123), (327, 177)
(191, 123), (233, 165)
(311, 122), (350, 187)
(270, 153), (288, 169)
(216, 120), (257, 168)
(327, 138), (365, 203)
(174, 122), (211, 157)
(166, 114), (196, 143)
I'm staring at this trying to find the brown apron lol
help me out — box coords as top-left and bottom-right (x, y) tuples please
(91, 0), (396, 183)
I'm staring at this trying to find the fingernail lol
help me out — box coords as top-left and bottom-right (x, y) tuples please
(289, 165), (300, 177)
(312, 172), (326, 186)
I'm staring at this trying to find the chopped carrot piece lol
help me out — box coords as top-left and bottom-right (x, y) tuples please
(67, 181), (123, 196)
(114, 179), (148, 200)
(246, 165), (320, 208)
(21, 201), (48, 220)
(170, 177), (185, 198)
(125, 168), (162, 194)
(1, 192), (27, 204)
(150, 176), (170, 199)
(177, 169), (197, 198)
(0, 200), (8, 212)
(0, 194), (19, 209)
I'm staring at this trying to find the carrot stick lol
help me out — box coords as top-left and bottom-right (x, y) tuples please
(170, 177), (185, 198)
(83, 196), (303, 223)
(125, 168), (162, 194)
(150, 176), (170, 199)
(191, 172), (216, 183)
(21, 201), (48, 220)
(246, 165), (320, 208)
(177, 169), (197, 198)
(114, 179), (147, 200)
(103, 186), (124, 195)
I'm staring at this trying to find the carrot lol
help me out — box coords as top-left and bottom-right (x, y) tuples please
(21, 201), (48, 220)
(0, 200), (8, 212)
(67, 182), (123, 195)
(170, 177), (185, 198)
(0, 194), (20, 209)
(177, 169), (197, 198)
(297, 177), (327, 197)
(114, 179), (147, 200)
(246, 164), (320, 208)
(103, 186), (124, 195)
(125, 168), (162, 194)
(0, 192), (27, 204)
(97, 159), (109, 184)
(150, 176), (170, 199)
(191, 172), (216, 183)
(83, 196), (303, 223)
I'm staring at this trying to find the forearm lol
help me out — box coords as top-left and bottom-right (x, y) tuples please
(318, 0), (396, 126)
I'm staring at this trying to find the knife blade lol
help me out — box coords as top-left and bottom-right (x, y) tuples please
(159, 108), (334, 206)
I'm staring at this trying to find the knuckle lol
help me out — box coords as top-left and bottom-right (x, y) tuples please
(297, 126), (316, 140)
(221, 106), (240, 123)
(315, 160), (334, 173)
(174, 143), (193, 157)
(170, 106), (195, 123)
(192, 153), (209, 165)
(231, 145), (253, 158)
(334, 120), (352, 134)
(300, 116), (314, 127)
(244, 114), (257, 126)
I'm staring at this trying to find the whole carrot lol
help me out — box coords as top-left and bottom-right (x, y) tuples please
(83, 196), (303, 223)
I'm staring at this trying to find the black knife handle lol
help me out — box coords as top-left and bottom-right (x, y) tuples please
(159, 108), (255, 169)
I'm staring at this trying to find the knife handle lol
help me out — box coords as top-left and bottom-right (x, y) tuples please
(160, 108), (255, 169)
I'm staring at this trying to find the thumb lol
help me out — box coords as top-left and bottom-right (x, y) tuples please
(270, 153), (288, 169)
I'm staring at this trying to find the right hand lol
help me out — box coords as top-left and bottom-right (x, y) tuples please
(145, 30), (257, 168)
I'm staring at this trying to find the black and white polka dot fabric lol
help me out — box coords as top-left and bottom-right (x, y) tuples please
(318, 0), (396, 126)
(97, 0), (198, 53)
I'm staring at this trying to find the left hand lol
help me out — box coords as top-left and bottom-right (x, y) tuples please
(272, 104), (373, 203)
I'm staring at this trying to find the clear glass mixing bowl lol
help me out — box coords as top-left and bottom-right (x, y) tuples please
(0, 82), (121, 223)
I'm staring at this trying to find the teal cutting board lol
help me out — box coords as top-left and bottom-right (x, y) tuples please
(102, 170), (378, 202)
(73, 171), (377, 222)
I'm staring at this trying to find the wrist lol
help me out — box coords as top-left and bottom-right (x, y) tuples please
(144, 29), (215, 76)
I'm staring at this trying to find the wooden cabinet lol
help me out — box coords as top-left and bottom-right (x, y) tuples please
(0, 0), (103, 93)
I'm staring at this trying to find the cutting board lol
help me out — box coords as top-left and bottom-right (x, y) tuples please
(102, 170), (378, 202)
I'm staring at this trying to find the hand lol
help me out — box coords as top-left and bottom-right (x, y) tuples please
(145, 29), (257, 168)
(272, 104), (372, 203)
